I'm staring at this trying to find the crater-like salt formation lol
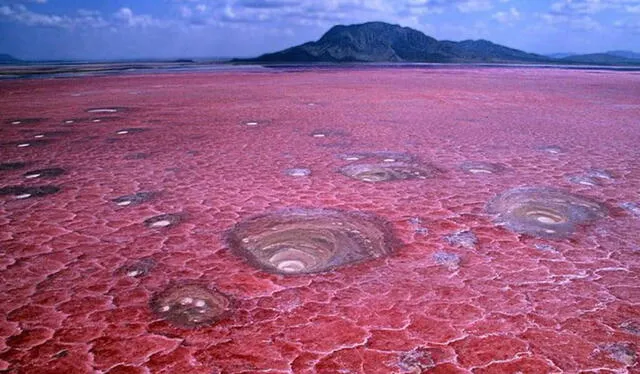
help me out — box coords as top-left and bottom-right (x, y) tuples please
(443, 230), (478, 249)
(338, 151), (415, 163)
(619, 321), (640, 336)
(144, 213), (181, 228)
(398, 347), (435, 372)
(567, 175), (601, 187)
(339, 163), (437, 183)
(117, 258), (156, 278)
(597, 343), (637, 366)
(567, 168), (615, 187)
(226, 208), (397, 275)
(460, 161), (507, 175)
(123, 152), (150, 160)
(88, 116), (121, 124)
(23, 168), (65, 179)
(0, 162), (27, 171)
(537, 145), (565, 154)
(310, 129), (350, 138)
(587, 168), (614, 180)
(34, 131), (71, 138)
(86, 107), (126, 114)
(433, 251), (462, 271)
(11, 139), (52, 148)
(620, 202), (640, 218)
(243, 120), (264, 127)
(115, 128), (147, 135)
(112, 191), (156, 207)
(150, 283), (231, 328)
(6, 118), (46, 125)
(0, 185), (60, 199)
(487, 187), (606, 239)
(284, 168), (311, 177)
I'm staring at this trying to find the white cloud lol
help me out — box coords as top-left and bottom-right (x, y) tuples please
(4, 0), (637, 45)
(626, 4), (640, 12)
(539, 0), (640, 31)
(492, 7), (520, 25)
(1, 0), (48, 3)
(0, 4), (106, 28)
(456, 0), (493, 13)
(539, 12), (601, 31)
(549, 0), (640, 15)
(114, 7), (165, 27)
(550, 0), (605, 14)
(171, 0), (501, 30)
(0, 4), (170, 29)
(179, 5), (192, 18)
(614, 18), (640, 33)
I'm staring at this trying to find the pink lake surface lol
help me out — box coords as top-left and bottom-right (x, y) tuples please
(0, 67), (639, 373)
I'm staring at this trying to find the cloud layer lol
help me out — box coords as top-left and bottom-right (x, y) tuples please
(0, 0), (638, 59)
(1, 0), (638, 31)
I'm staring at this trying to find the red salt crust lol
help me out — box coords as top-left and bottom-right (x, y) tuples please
(5, 327), (54, 349)
(105, 365), (147, 374)
(1, 342), (95, 373)
(90, 335), (180, 370)
(1, 68), (640, 372)
(451, 334), (529, 367)
(473, 355), (561, 373)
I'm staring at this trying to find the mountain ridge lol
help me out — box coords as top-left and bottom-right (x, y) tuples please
(235, 22), (639, 66)
(559, 52), (640, 65)
(0, 53), (22, 64)
(236, 21), (549, 64)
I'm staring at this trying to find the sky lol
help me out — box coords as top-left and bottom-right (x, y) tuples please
(0, 0), (639, 61)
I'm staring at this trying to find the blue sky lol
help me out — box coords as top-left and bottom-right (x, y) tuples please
(0, 0), (639, 60)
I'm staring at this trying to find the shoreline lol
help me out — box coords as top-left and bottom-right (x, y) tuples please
(2, 61), (640, 80)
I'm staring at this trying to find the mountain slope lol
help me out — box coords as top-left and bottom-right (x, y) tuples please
(237, 22), (550, 64)
(439, 39), (547, 62)
(546, 52), (576, 59)
(560, 53), (640, 65)
(0, 53), (23, 64)
(606, 50), (640, 60)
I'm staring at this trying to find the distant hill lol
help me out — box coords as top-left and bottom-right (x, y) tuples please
(0, 53), (23, 64)
(546, 53), (576, 59)
(546, 50), (640, 65)
(606, 50), (640, 60)
(560, 52), (640, 65)
(235, 22), (550, 64)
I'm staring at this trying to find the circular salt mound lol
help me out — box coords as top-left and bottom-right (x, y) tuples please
(226, 208), (398, 275)
(150, 283), (231, 328)
(22, 168), (65, 179)
(487, 186), (606, 239)
(112, 191), (155, 207)
(460, 161), (507, 175)
(143, 213), (181, 228)
(339, 163), (437, 183)
(0, 185), (60, 198)
(285, 168), (311, 177)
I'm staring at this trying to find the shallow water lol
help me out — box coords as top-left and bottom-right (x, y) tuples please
(0, 67), (639, 373)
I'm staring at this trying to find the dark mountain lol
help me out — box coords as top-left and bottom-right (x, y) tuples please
(546, 52), (576, 59)
(439, 39), (547, 62)
(560, 53), (640, 65)
(236, 22), (550, 64)
(0, 53), (23, 64)
(606, 50), (640, 60)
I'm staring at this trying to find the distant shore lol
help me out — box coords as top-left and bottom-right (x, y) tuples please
(2, 60), (640, 80)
